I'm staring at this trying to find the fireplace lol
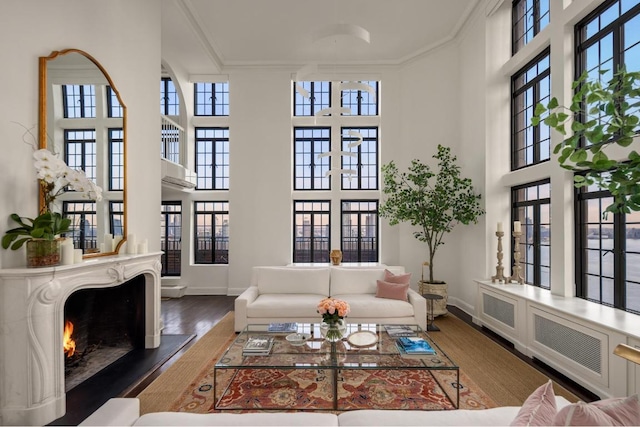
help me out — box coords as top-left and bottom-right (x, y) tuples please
(64, 275), (146, 391)
(0, 253), (162, 426)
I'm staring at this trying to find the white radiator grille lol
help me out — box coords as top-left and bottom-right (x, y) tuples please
(483, 293), (515, 328)
(534, 314), (601, 374)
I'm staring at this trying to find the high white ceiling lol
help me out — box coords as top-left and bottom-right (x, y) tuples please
(162, 0), (481, 74)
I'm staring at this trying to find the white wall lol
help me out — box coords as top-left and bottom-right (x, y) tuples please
(0, 0), (161, 270)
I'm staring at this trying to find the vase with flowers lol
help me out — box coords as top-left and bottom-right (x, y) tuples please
(2, 148), (102, 267)
(317, 297), (350, 342)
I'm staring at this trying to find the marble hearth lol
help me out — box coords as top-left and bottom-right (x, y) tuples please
(0, 253), (162, 426)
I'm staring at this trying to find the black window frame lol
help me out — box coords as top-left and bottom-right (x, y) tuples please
(109, 201), (124, 238)
(108, 128), (124, 191)
(512, 0), (550, 54)
(511, 179), (551, 289)
(340, 81), (379, 116)
(293, 81), (332, 116)
(293, 200), (331, 263)
(195, 127), (230, 190)
(511, 48), (551, 170)
(62, 84), (96, 119)
(64, 129), (97, 183)
(194, 201), (229, 265)
(161, 201), (182, 276)
(340, 200), (379, 263)
(63, 201), (97, 252)
(294, 127), (331, 191)
(340, 127), (378, 190)
(160, 77), (179, 116)
(194, 82), (230, 116)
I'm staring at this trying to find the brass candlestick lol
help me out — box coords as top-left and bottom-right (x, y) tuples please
(491, 231), (506, 283)
(508, 231), (524, 284)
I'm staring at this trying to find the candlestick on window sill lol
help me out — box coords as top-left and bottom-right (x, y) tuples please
(491, 231), (506, 283)
(508, 231), (524, 285)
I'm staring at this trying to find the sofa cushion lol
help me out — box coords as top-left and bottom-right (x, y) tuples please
(376, 279), (409, 301)
(510, 380), (557, 426)
(254, 267), (330, 295)
(552, 394), (640, 426)
(330, 267), (404, 295)
(384, 269), (412, 285)
(332, 293), (414, 318)
(247, 294), (324, 318)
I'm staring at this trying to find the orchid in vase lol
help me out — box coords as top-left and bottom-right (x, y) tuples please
(317, 297), (350, 342)
(2, 148), (102, 259)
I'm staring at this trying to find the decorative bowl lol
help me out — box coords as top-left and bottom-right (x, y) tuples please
(286, 332), (310, 346)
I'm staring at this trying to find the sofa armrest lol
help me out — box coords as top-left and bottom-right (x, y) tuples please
(407, 289), (427, 330)
(234, 286), (259, 332)
(79, 398), (140, 426)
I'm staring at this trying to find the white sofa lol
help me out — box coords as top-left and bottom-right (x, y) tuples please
(234, 265), (427, 332)
(79, 396), (573, 426)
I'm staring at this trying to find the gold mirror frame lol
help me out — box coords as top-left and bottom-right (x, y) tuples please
(38, 49), (127, 257)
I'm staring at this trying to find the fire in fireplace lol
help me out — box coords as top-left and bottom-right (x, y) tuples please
(63, 275), (145, 391)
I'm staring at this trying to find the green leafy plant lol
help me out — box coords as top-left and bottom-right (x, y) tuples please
(2, 212), (71, 250)
(532, 67), (640, 214)
(379, 144), (485, 283)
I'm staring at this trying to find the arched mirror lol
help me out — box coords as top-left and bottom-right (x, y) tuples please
(39, 49), (127, 257)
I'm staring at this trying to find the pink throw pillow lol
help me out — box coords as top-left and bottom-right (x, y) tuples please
(552, 395), (640, 426)
(384, 269), (412, 285)
(376, 280), (409, 301)
(510, 380), (557, 426)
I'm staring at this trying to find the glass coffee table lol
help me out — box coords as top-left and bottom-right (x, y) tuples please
(213, 323), (459, 411)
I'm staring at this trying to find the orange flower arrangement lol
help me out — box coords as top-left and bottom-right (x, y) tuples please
(317, 297), (350, 324)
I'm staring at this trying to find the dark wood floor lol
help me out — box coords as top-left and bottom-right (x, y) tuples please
(124, 295), (597, 402)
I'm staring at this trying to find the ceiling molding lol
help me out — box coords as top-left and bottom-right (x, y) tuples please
(176, 0), (224, 71)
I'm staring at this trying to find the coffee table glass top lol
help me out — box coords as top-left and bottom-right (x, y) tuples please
(215, 323), (457, 371)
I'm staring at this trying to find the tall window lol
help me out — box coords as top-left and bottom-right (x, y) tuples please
(194, 82), (229, 116)
(63, 201), (97, 251)
(512, 0), (550, 54)
(194, 201), (229, 264)
(62, 84), (96, 118)
(512, 180), (551, 289)
(109, 128), (124, 191)
(294, 127), (330, 190)
(341, 200), (378, 263)
(576, 181), (640, 314)
(160, 77), (179, 116)
(65, 130), (97, 182)
(293, 81), (331, 116)
(293, 201), (330, 262)
(341, 81), (378, 116)
(574, 0), (640, 313)
(341, 127), (378, 190)
(512, 50), (551, 169)
(195, 128), (229, 190)
(109, 201), (124, 238)
(161, 202), (182, 276)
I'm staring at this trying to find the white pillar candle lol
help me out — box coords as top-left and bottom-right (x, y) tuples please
(497, 222), (503, 232)
(513, 221), (521, 233)
(138, 239), (148, 254)
(73, 249), (83, 264)
(61, 240), (74, 265)
(127, 234), (137, 254)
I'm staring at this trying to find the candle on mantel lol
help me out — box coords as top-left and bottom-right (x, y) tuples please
(497, 222), (503, 232)
(513, 221), (521, 233)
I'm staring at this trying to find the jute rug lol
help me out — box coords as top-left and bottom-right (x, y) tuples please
(138, 312), (498, 414)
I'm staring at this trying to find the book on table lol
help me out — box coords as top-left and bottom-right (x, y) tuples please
(384, 324), (417, 337)
(267, 322), (298, 332)
(243, 335), (274, 355)
(396, 337), (436, 355)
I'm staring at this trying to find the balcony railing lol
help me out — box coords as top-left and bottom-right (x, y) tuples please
(161, 115), (184, 164)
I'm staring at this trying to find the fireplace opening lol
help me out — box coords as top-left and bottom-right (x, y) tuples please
(63, 275), (145, 391)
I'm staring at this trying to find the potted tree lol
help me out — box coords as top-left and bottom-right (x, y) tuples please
(380, 144), (485, 315)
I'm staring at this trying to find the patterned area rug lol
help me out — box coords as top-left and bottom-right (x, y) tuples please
(172, 362), (496, 413)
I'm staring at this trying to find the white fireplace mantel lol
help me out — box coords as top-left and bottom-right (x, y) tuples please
(0, 252), (162, 426)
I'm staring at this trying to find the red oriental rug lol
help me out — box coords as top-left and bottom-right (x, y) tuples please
(172, 366), (496, 413)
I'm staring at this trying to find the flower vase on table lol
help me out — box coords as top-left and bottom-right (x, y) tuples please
(317, 297), (351, 343)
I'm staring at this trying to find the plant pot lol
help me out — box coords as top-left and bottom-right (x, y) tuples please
(320, 318), (347, 342)
(26, 239), (61, 268)
(418, 281), (448, 317)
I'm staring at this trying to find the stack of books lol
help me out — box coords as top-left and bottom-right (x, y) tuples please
(396, 336), (436, 355)
(242, 335), (275, 356)
(267, 322), (298, 332)
(384, 324), (417, 337)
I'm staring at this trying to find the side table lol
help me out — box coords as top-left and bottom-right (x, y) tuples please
(422, 293), (444, 331)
